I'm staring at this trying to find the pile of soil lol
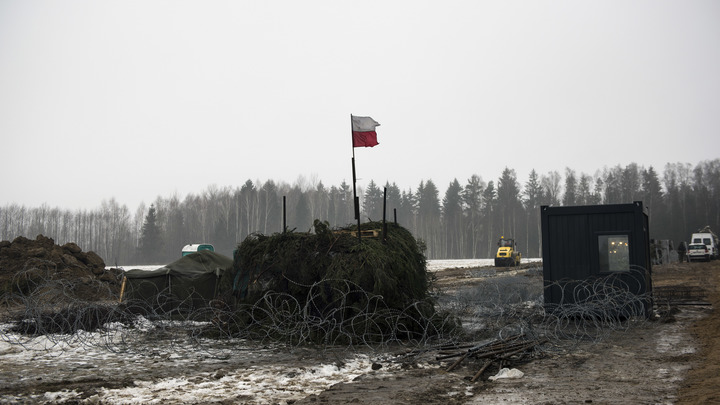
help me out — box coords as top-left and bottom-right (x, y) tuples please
(0, 234), (121, 302)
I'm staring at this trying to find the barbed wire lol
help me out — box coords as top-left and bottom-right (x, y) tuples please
(1, 265), (656, 357)
(427, 266), (653, 349)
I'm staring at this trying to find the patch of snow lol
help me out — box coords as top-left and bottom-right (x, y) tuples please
(108, 265), (164, 272)
(83, 356), (392, 404)
(113, 259), (542, 274)
(427, 258), (541, 272)
(43, 390), (81, 403)
(0, 322), (405, 404)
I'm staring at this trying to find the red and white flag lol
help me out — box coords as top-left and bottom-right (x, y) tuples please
(351, 116), (380, 147)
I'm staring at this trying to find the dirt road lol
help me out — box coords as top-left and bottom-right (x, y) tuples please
(677, 260), (720, 404)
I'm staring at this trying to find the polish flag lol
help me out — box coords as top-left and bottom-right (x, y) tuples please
(351, 116), (380, 147)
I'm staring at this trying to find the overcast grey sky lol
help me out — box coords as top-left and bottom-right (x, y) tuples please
(1, 0), (719, 211)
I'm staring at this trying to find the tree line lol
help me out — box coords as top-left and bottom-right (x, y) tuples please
(2, 160), (719, 265)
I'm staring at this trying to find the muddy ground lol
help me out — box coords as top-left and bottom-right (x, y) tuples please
(295, 261), (720, 405)
(0, 260), (718, 404)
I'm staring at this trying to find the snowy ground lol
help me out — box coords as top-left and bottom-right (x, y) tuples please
(116, 258), (542, 273)
(0, 259), (545, 404)
(4, 259), (509, 404)
(425, 258), (540, 272)
(2, 259), (707, 405)
(0, 322), (417, 404)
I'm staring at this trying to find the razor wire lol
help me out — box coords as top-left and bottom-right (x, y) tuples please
(429, 265), (653, 348)
(540, 266), (652, 344)
(1, 272), (461, 355)
(1, 265), (656, 357)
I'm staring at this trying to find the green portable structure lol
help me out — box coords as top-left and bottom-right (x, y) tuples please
(181, 243), (215, 256)
(122, 250), (233, 310)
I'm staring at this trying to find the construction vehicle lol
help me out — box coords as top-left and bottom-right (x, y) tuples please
(495, 236), (521, 267)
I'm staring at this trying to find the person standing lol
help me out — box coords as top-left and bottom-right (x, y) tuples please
(677, 241), (687, 263)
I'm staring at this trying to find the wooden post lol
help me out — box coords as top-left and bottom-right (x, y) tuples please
(118, 276), (127, 303)
(382, 187), (387, 242)
(283, 196), (286, 233)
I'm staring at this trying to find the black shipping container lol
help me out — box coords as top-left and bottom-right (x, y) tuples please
(540, 201), (652, 316)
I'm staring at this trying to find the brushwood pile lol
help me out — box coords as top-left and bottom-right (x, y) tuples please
(228, 220), (428, 306)
(220, 220), (456, 342)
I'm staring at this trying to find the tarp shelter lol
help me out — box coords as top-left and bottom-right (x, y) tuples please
(122, 250), (233, 310)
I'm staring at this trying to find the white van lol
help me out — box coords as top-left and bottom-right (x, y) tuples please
(690, 233), (718, 260)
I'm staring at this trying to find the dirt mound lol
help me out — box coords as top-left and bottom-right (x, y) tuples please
(0, 234), (122, 302)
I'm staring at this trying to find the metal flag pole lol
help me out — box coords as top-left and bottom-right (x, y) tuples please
(351, 114), (361, 242)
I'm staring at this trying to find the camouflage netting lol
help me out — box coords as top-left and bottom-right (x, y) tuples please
(214, 220), (458, 344)
(226, 220), (428, 306)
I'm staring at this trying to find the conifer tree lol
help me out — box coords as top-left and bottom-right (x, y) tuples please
(462, 175), (484, 258)
(577, 173), (592, 205)
(442, 179), (463, 258)
(497, 168), (521, 238)
(523, 170), (543, 257)
(139, 204), (163, 264)
(385, 182), (403, 222)
(563, 168), (577, 206)
(482, 181), (497, 256)
(642, 166), (666, 238)
(362, 180), (383, 221)
(295, 193), (312, 232)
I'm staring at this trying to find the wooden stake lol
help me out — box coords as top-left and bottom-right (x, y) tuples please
(471, 360), (493, 383)
(118, 275), (127, 303)
(446, 352), (469, 372)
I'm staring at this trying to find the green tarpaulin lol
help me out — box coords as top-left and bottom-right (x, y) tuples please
(122, 250), (234, 310)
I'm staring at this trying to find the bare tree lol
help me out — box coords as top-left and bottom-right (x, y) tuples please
(541, 171), (562, 206)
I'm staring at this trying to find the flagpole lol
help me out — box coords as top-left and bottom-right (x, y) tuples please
(350, 114), (355, 160)
(350, 114), (361, 242)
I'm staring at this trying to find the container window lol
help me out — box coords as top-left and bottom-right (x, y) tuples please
(598, 235), (630, 272)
